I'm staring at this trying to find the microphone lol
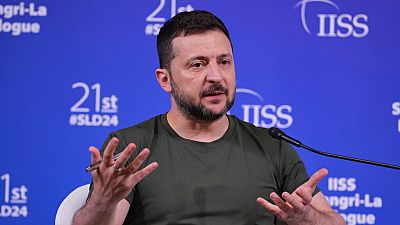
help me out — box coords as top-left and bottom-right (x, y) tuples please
(268, 127), (400, 170)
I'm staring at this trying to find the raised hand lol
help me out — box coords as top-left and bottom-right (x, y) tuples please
(89, 137), (159, 206)
(257, 168), (328, 224)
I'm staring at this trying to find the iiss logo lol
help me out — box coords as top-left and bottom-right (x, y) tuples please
(325, 176), (383, 225)
(294, 0), (369, 38)
(230, 88), (293, 129)
(0, 174), (28, 218)
(145, 0), (194, 36)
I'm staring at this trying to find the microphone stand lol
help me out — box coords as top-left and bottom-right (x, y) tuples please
(300, 143), (400, 170)
(271, 128), (400, 170)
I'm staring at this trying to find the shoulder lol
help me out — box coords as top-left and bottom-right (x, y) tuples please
(228, 114), (296, 159)
(117, 115), (161, 136)
(228, 114), (280, 147)
(110, 114), (162, 148)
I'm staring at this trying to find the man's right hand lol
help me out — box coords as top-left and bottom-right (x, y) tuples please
(72, 138), (158, 225)
(90, 137), (158, 206)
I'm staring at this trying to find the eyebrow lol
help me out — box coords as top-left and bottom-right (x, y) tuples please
(185, 53), (233, 67)
(216, 53), (233, 61)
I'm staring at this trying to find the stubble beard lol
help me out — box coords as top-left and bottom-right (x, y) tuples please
(169, 75), (235, 123)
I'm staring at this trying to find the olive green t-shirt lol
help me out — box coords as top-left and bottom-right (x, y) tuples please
(96, 114), (314, 225)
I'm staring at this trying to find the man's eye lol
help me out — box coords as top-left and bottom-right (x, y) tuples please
(190, 62), (205, 70)
(220, 59), (231, 65)
(192, 63), (203, 68)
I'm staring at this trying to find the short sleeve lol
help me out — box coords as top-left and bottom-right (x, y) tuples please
(279, 141), (320, 196)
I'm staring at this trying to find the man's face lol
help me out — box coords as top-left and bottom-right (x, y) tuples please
(168, 30), (236, 122)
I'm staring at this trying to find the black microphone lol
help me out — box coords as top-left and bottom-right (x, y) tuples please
(268, 127), (400, 170)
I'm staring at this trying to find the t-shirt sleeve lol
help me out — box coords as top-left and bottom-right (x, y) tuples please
(278, 141), (320, 196)
(86, 132), (136, 205)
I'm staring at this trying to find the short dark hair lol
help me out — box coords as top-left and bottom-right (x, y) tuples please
(157, 10), (233, 72)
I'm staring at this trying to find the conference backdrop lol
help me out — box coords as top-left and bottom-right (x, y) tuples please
(1, 0), (399, 224)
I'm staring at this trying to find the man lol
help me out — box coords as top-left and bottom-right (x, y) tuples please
(73, 10), (345, 225)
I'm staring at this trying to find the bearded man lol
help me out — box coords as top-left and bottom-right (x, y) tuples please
(72, 10), (345, 225)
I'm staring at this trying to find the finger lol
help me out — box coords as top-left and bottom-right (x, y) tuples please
(114, 143), (136, 170)
(270, 192), (291, 212)
(124, 148), (151, 174)
(129, 162), (159, 185)
(102, 138), (119, 166)
(282, 192), (304, 211)
(295, 187), (313, 205)
(89, 147), (102, 179)
(89, 146), (101, 164)
(305, 168), (328, 190)
(256, 197), (287, 221)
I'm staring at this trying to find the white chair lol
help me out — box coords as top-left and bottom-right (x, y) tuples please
(55, 184), (90, 225)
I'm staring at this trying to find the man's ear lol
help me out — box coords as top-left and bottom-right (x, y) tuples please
(156, 68), (172, 93)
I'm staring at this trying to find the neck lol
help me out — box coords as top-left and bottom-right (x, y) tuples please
(166, 107), (229, 142)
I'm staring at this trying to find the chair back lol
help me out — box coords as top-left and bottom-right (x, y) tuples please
(55, 184), (90, 225)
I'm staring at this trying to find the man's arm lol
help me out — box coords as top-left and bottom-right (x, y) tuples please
(72, 198), (129, 225)
(72, 138), (158, 225)
(257, 168), (345, 225)
(296, 191), (344, 225)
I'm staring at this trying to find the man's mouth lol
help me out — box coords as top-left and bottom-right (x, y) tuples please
(202, 91), (226, 97)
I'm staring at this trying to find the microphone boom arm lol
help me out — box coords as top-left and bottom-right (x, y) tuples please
(269, 127), (400, 170)
(300, 143), (400, 170)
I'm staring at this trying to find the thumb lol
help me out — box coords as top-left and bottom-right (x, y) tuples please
(306, 168), (328, 190)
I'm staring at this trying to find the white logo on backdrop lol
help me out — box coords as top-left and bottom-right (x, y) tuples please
(294, 0), (369, 38)
(145, 0), (194, 36)
(232, 88), (293, 129)
(325, 176), (383, 225)
(0, 174), (28, 218)
(0, 2), (47, 36)
(392, 101), (400, 133)
(69, 82), (119, 127)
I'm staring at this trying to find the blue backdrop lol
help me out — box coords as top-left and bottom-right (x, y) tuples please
(1, 0), (399, 224)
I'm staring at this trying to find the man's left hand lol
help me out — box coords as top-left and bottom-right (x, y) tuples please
(256, 168), (328, 224)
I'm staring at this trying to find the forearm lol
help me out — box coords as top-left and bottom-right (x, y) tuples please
(72, 198), (118, 225)
(288, 206), (345, 225)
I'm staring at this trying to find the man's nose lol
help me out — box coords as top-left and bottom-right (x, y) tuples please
(205, 62), (222, 83)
